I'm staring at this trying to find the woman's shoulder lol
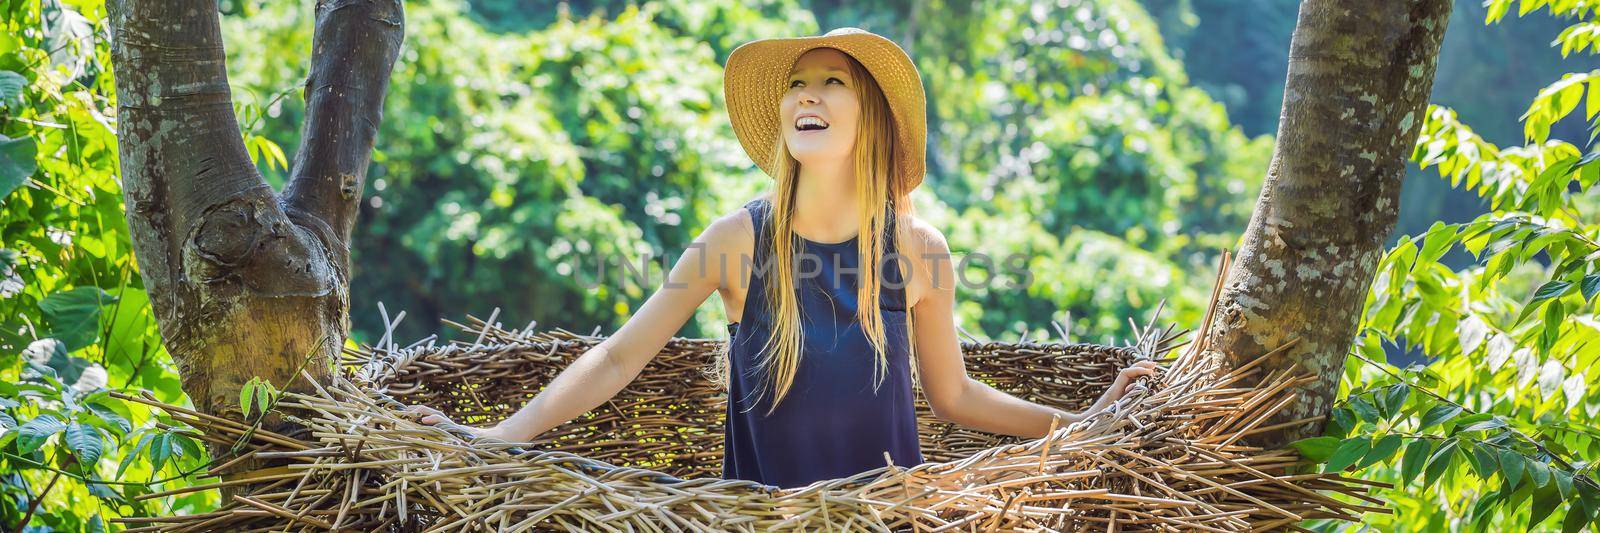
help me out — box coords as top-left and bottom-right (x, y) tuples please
(894, 212), (950, 259)
(892, 212), (955, 305)
(696, 199), (760, 251)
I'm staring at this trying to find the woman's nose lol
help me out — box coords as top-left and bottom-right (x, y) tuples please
(797, 89), (820, 105)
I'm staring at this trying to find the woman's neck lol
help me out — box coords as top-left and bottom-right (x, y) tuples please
(792, 159), (861, 243)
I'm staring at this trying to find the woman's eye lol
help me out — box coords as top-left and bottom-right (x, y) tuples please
(787, 77), (842, 89)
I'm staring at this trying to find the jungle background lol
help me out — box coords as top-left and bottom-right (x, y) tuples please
(3, 0), (1599, 530)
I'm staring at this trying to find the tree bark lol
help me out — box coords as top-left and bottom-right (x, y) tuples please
(107, 0), (402, 444)
(1205, 0), (1452, 447)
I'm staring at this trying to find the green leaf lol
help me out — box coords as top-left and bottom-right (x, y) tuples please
(1469, 443), (1500, 478)
(1417, 223), (1460, 269)
(1516, 280), (1572, 326)
(1459, 416), (1507, 432)
(1582, 273), (1600, 302)
(0, 134), (35, 202)
(0, 70), (25, 102)
(1486, 0), (1510, 22)
(174, 433), (204, 460)
(241, 376), (258, 416)
(85, 478), (120, 503)
(1291, 436), (1340, 462)
(1502, 449), (1526, 489)
(1580, 480), (1600, 508)
(148, 433), (173, 473)
(1382, 384), (1410, 419)
(84, 402), (131, 435)
(1533, 156), (1580, 193)
(1418, 404), (1463, 432)
(1402, 439), (1434, 484)
(262, 137), (288, 171)
(1527, 459), (1552, 488)
(17, 414), (66, 454)
(1459, 408), (1491, 425)
(1349, 397), (1380, 423)
(1539, 301), (1566, 356)
(1561, 497), (1589, 533)
(1359, 434), (1404, 469)
(1530, 272), (1569, 300)
(21, 338), (89, 385)
(1531, 483), (1562, 528)
(1471, 488), (1505, 524)
(118, 433), (154, 478)
(39, 287), (118, 352)
(1326, 437), (1373, 472)
(1555, 469), (1575, 499)
(1424, 438), (1460, 489)
(1328, 407), (1356, 438)
(1589, 79), (1600, 119)
(64, 423), (103, 466)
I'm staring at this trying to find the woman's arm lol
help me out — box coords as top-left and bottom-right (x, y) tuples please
(407, 211), (750, 441)
(903, 219), (1156, 439)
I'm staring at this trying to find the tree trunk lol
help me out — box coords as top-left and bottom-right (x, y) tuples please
(1205, 0), (1452, 447)
(107, 0), (402, 447)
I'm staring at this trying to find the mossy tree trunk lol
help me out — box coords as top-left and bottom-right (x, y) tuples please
(106, 0), (403, 441)
(1205, 0), (1453, 447)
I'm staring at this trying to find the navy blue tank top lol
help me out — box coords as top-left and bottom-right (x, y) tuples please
(723, 197), (924, 489)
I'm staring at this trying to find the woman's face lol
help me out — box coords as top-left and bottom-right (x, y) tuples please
(780, 48), (860, 167)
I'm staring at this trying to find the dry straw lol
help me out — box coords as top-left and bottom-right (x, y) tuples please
(114, 258), (1386, 531)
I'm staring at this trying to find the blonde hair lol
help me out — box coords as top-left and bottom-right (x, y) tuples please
(743, 50), (917, 415)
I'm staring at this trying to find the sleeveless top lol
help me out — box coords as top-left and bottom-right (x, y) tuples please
(723, 197), (924, 489)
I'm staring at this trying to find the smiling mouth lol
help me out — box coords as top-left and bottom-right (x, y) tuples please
(795, 115), (830, 131)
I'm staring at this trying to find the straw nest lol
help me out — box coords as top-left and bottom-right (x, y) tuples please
(109, 301), (1390, 533)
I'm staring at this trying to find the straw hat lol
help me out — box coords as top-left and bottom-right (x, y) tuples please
(723, 27), (927, 192)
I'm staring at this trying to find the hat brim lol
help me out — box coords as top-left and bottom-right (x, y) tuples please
(723, 30), (927, 192)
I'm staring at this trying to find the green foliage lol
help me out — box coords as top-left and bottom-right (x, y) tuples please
(219, 0), (1259, 345)
(0, 133), (38, 199)
(226, 0), (801, 342)
(0, 1), (215, 529)
(38, 287), (115, 352)
(871, 0), (1267, 342)
(1145, 0), (1588, 249)
(238, 376), (281, 421)
(1297, 3), (1600, 530)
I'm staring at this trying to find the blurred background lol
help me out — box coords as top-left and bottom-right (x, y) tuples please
(209, 0), (1580, 345)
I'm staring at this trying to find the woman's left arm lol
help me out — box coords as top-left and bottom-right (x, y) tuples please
(903, 220), (1156, 439)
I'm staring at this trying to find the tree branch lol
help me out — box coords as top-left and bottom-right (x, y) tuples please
(109, 0), (347, 426)
(17, 471), (60, 530)
(108, 0), (268, 292)
(282, 0), (405, 264)
(1204, 0), (1454, 447)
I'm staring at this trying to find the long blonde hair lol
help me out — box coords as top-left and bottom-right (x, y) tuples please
(747, 50), (917, 415)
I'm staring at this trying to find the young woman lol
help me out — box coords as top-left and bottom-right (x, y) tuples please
(407, 27), (1157, 489)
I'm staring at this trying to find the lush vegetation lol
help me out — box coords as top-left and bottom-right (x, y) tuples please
(0, 0), (1593, 530)
(0, 2), (213, 530)
(225, 0), (1268, 344)
(1295, 2), (1600, 530)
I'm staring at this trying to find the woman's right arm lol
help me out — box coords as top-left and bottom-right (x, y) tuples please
(407, 210), (751, 441)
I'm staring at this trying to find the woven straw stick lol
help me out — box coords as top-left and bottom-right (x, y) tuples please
(126, 316), (1378, 531)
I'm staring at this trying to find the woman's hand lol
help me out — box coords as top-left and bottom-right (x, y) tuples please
(402, 404), (505, 440)
(1087, 360), (1160, 413)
